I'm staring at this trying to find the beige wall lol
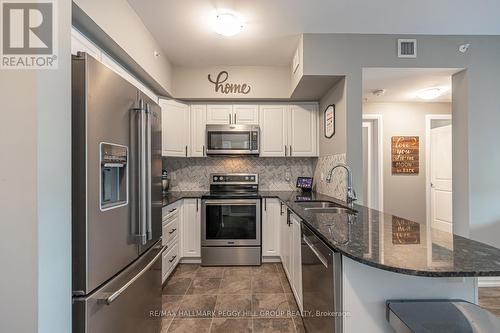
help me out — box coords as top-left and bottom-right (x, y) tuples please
(0, 1), (72, 332)
(319, 78), (347, 156)
(173, 66), (291, 100)
(74, 0), (173, 94)
(364, 102), (451, 223)
(302, 33), (500, 248)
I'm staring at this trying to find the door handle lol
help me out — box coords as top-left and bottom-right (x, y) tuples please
(145, 103), (152, 241)
(202, 145), (205, 157)
(264, 198), (267, 211)
(185, 145), (188, 157)
(290, 145), (292, 156)
(285, 145), (287, 157)
(169, 255), (177, 263)
(234, 113), (237, 124)
(303, 235), (328, 268)
(133, 99), (147, 245)
(101, 245), (164, 305)
(196, 199), (199, 212)
(229, 113), (232, 124)
(168, 228), (177, 234)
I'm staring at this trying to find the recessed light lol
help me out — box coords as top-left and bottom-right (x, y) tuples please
(371, 89), (386, 97)
(416, 87), (446, 100)
(214, 12), (244, 36)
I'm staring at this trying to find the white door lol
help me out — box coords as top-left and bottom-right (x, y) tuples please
(160, 99), (189, 157)
(190, 104), (207, 157)
(181, 199), (201, 257)
(233, 104), (259, 124)
(206, 104), (233, 124)
(262, 199), (281, 257)
(259, 105), (288, 157)
(291, 214), (303, 310)
(288, 103), (318, 157)
(362, 122), (373, 208)
(430, 124), (453, 233)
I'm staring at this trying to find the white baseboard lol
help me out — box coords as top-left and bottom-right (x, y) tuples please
(179, 257), (201, 264)
(262, 256), (281, 263)
(478, 277), (500, 288)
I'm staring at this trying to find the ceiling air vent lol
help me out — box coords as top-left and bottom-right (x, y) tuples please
(398, 39), (417, 58)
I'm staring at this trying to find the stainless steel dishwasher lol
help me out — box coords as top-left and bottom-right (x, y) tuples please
(302, 222), (343, 333)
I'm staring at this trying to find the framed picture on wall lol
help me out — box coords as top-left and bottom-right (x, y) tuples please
(324, 104), (335, 138)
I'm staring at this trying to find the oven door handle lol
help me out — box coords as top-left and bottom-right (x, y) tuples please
(202, 199), (260, 205)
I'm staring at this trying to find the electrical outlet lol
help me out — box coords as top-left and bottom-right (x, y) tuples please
(285, 171), (291, 182)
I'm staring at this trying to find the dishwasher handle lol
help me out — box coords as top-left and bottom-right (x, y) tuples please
(303, 234), (328, 268)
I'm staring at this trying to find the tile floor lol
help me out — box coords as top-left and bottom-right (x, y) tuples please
(479, 287), (500, 317)
(160, 263), (305, 333)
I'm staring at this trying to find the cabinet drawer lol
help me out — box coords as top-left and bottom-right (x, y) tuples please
(163, 217), (179, 246)
(162, 242), (179, 281)
(162, 202), (181, 221)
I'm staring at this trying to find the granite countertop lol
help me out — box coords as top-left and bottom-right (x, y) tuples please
(163, 190), (500, 277)
(162, 191), (207, 207)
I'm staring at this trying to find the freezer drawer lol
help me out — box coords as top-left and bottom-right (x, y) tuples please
(73, 241), (164, 333)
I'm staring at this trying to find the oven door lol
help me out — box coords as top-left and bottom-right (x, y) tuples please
(202, 199), (261, 246)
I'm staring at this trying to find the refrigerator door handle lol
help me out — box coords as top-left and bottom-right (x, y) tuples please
(133, 99), (147, 245)
(101, 244), (164, 305)
(145, 103), (152, 241)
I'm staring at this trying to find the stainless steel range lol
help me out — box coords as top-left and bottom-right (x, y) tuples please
(201, 173), (261, 266)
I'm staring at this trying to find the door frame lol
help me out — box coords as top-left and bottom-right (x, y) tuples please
(362, 114), (384, 211)
(425, 114), (452, 229)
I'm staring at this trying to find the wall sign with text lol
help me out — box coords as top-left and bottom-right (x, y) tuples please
(208, 71), (251, 95)
(324, 104), (335, 138)
(392, 216), (421, 245)
(391, 136), (419, 174)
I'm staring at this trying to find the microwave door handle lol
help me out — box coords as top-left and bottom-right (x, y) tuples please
(145, 104), (152, 241)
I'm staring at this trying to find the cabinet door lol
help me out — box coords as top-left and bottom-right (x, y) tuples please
(181, 199), (201, 257)
(190, 104), (207, 157)
(281, 208), (293, 279)
(206, 104), (233, 124)
(259, 105), (288, 157)
(289, 103), (318, 157)
(262, 198), (281, 257)
(291, 214), (303, 310)
(160, 99), (189, 157)
(233, 104), (259, 124)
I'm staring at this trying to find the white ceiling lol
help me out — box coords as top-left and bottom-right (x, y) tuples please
(362, 68), (462, 103)
(128, 0), (500, 67)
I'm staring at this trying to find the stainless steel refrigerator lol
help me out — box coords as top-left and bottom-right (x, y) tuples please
(71, 53), (164, 333)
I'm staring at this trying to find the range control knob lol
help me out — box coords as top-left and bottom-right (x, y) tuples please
(219, 176), (224, 181)
(213, 176), (218, 181)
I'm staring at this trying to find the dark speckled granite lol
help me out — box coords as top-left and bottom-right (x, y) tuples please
(260, 191), (500, 278)
(162, 191), (500, 277)
(162, 191), (207, 207)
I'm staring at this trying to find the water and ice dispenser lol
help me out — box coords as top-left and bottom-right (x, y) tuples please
(100, 143), (128, 210)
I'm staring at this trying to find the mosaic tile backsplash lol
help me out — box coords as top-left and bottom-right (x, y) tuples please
(313, 153), (347, 201)
(163, 157), (315, 191)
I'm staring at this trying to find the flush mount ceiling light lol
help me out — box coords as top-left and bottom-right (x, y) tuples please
(371, 89), (386, 97)
(214, 12), (244, 36)
(415, 87), (446, 100)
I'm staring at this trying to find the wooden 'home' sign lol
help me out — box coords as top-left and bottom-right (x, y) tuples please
(391, 136), (419, 174)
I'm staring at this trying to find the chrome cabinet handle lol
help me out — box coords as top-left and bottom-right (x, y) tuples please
(234, 113), (236, 124)
(202, 145), (205, 157)
(103, 245), (164, 305)
(285, 145), (287, 157)
(290, 146), (292, 156)
(196, 199), (199, 212)
(168, 228), (177, 234)
(169, 255), (177, 263)
(169, 208), (177, 214)
(264, 198), (267, 211)
(229, 113), (232, 124)
(185, 145), (188, 157)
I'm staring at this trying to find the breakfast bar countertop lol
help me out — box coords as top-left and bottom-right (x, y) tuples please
(163, 190), (500, 277)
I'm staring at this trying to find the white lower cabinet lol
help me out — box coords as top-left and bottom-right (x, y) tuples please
(291, 213), (303, 310)
(262, 198), (281, 257)
(181, 199), (201, 258)
(162, 201), (181, 283)
(280, 207), (303, 311)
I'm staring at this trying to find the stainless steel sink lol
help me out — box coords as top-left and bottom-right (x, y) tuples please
(295, 201), (356, 214)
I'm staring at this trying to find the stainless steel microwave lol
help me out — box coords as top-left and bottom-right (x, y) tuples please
(206, 124), (260, 155)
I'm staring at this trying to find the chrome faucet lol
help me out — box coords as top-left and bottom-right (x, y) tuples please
(326, 163), (357, 206)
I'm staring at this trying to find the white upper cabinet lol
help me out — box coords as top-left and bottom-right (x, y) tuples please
(262, 198), (281, 257)
(160, 99), (190, 157)
(259, 104), (288, 157)
(206, 104), (233, 124)
(289, 103), (318, 157)
(233, 104), (259, 124)
(190, 104), (207, 157)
